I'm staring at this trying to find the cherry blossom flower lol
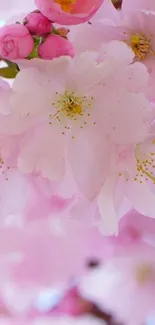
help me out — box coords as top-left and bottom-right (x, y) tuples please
(71, 0), (155, 98)
(97, 134), (155, 230)
(1, 42), (151, 203)
(3, 53), (110, 199)
(80, 243), (155, 325)
(35, 0), (104, 25)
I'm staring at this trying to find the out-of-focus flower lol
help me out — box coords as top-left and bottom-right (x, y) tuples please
(80, 243), (155, 325)
(0, 220), (108, 287)
(0, 316), (106, 325)
(118, 208), (155, 244)
(22, 175), (74, 223)
(23, 11), (52, 36)
(35, 0), (104, 25)
(0, 24), (34, 60)
(38, 34), (74, 59)
(51, 287), (93, 316)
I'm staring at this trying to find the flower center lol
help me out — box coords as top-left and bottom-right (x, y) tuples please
(136, 263), (155, 285)
(117, 141), (155, 183)
(59, 91), (83, 118)
(129, 33), (154, 60)
(49, 91), (95, 137)
(134, 142), (155, 184)
(54, 0), (76, 12)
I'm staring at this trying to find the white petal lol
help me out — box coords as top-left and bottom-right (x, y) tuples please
(68, 126), (109, 200)
(97, 175), (119, 235)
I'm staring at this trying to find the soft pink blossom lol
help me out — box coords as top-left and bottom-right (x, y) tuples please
(38, 34), (74, 59)
(23, 11), (52, 36)
(0, 220), (108, 287)
(80, 243), (155, 325)
(1, 43), (151, 206)
(3, 53), (110, 200)
(0, 24), (34, 60)
(97, 133), (155, 228)
(35, 0), (104, 25)
(82, 1), (155, 99)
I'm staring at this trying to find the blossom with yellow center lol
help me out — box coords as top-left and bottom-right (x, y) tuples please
(54, 0), (76, 12)
(118, 140), (155, 184)
(49, 91), (94, 136)
(135, 263), (155, 285)
(134, 142), (155, 184)
(129, 33), (155, 61)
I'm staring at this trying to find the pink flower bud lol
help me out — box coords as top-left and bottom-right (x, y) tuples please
(24, 11), (52, 36)
(0, 24), (34, 60)
(38, 34), (74, 59)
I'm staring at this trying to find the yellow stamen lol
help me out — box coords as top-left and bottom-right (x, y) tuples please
(134, 145), (155, 184)
(54, 0), (76, 12)
(138, 165), (155, 183)
(129, 33), (155, 61)
(49, 91), (94, 136)
(60, 92), (83, 118)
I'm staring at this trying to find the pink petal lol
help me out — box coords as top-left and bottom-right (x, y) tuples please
(126, 180), (155, 218)
(100, 92), (150, 145)
(0, 116), (35, 135)
(71, 199), (100, 225)
(10, 221), (106, 287)
(97, 175), (119, 235)
(12, 68), (55, 116)
(18, 125), (65, 181)
(67, 126), (110, 200)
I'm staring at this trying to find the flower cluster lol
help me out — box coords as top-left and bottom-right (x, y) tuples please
(0, 0), (155, 324)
